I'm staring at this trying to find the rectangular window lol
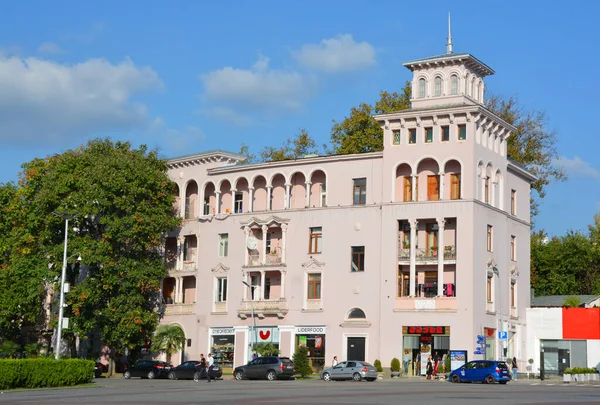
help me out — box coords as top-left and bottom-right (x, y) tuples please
(427, 175), (439, 201)
(309, 227), (322, 254)
(458, 124), (466, 140)
(511, 282), (516, 307)
(203, 196), (210, 215)
(403, 176), (412, 202)
(487, 225), (493, 252)
(426, 223), (438, 255)
(450, 174), (461, 200)
(409, 128), (417, 144)
(510, 235), (516, 261)
(216, 277), (227, 302)
(234, 192), (243, 213)
(425, 127), (433, 143)
(511, 189), (516, 215)
(441, 126), (450, 142)
(392, 130), (401, 145)
(353, 178), (367, 205)
(307, 273), (321, 299)
(219, 234), (229, 257)
(487, 277), (492, 302)
(351, 246), (365, 272)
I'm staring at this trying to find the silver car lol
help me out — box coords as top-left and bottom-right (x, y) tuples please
(320, 360), (378, 382)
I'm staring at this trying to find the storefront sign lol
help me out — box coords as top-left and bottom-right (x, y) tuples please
(295, 326), (327, 334)
(211, 327), (235, 335)
(257, 327), (280, 343)
(406, 326), (446, 335)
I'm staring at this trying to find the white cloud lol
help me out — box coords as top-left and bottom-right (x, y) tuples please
(37, 42), (64, 54)
(149, 116), (205, 155)
(557, 156), (600, 182)
(293, 34), (376, 73)
(0, 55), (162, 146)
(201, 107), (253, 127)
(201, 54), (314, 113)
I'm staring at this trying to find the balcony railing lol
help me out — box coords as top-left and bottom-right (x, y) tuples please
(247, 253), (283, 267)
(398, 246), (456, 263)
(395, 297), (457, 311)
(183, 261), (196, 272)
(165, 303), (195, 315)
(305, 299), (322, 311)
(237, 298), (288, 318)
(214, 301), (227, 314)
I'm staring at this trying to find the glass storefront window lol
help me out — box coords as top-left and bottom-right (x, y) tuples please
(296, 334), (325, 372)
(211, 335), (234, 369)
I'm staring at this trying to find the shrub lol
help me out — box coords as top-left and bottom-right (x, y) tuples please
(373, 359), (383, 372)
(255, 342), (279, 357)
(292, 346), (312, 377)
(563, 296), (581, 308)
(0, 358), (94, 390)
(390, 357), (400, 372)
(446, 355), (451, 372)
(565, 367), (599, 374)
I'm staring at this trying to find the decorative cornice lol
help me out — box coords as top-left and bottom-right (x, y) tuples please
(301, 257), (326, 270)
(239, 215), (290, 227)
(211, 263), (230, 275)
(167, 150), (244, 169)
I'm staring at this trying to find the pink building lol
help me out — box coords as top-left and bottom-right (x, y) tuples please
(159, 42), (535, 374)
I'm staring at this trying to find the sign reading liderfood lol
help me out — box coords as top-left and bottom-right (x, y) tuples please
(295, 326), (327, 334)
(211, 328), (235, 335)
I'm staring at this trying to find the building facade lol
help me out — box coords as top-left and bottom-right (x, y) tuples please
(159, 45), (535, 374)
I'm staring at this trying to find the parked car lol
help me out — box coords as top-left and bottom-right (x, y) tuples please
(449, 360), (511, 384)
(167, 360), (223, 381)
(234, 356), (295, 381)
(94, 362), (108, 378)
(320, 360), (378, 382)
(123, 360), (173, 379)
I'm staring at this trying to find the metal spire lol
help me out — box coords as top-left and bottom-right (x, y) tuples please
(446, 12), (453, 54)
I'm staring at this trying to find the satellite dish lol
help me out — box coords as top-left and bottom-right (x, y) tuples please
(246, 236), (258, 250)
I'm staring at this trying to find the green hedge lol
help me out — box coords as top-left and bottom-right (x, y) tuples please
(0, 358), (94, 390)
(563, 367), (599, 375)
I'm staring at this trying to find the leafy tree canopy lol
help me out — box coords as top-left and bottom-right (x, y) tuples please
(259, 128), (319, 162)
(0, 139), (181, 352)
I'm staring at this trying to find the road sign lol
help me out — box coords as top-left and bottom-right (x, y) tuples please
(474, 347), (484, 355)
(498, 331), (508, 340)
(476, 335), (485, 345)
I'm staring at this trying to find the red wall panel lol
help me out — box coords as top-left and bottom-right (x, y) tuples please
(562, 308), (600, 339)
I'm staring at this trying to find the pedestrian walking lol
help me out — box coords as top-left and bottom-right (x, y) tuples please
(511, 357), (518, 380)
(332, 356), (338, 367)
(206, 353), (215, 383)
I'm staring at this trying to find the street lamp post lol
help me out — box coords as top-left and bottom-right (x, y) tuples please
(242, 281), (258, 359)
(492, 266), (506, 361)
(55, 217), (70, 360)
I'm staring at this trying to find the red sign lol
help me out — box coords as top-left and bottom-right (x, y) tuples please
(259, 330), (271, 340)
(407, 326), (445, 335)
(315, 336), (322, 349)
(562, 308), (600, 339)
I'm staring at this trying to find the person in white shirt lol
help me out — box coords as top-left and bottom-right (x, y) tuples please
(206, 353), (215, 383)
(332, 356), (338, 367)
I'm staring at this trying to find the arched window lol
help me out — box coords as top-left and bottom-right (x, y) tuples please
(348, 308), (366, 319)
(418, 78), (426, 98)
(451, 75), (458, 95)
(434, 77), (442, 97)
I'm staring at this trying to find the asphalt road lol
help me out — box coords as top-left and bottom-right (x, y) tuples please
(1, 377), (600, 405)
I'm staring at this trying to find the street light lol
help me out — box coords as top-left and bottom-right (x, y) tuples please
(492, 266), (506, 361)
(242, 280), (258, 359)
(54, 215), (81, 360)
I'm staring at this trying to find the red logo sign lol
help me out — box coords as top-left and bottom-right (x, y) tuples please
(259, 330), (271, 340)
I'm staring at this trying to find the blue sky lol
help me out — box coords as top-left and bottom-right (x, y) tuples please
(0, 0), (598, 237)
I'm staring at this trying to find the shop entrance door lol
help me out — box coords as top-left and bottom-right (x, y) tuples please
(558, 349), (570, 375)
(347, 337), (365, 361)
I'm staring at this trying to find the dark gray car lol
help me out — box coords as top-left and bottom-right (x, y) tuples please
(320, 360), (378, 382)
(234, 356), (295, 381)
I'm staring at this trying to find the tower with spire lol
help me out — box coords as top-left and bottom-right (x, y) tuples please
(403, 13), (493, 110)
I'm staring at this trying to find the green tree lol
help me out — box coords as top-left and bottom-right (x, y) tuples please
(237, 143), (256, 165)
(486, 95), (566, 219)
(292, 345), (312, 377)
(259, 128), (318, 162)
(150, 324), (186, 364)
(1, 139), (180, 355)
(0, 341), (20, 358)
(254, 342), (279, 357)
(329, 85), (411, 155)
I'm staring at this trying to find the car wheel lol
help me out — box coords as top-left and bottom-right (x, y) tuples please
(123, 371), (131, 379)
(168, 371), (176, 380)
(266, 370), (277, 381)
(451, 374), (460, 383)
(485, 375), (495, 384)
(147, 370), (155, 379)
(234, 371), (245, 380)
(322, 372), (331, 382)
(352, 372), (362, 382)
(193, 372), (201, 382)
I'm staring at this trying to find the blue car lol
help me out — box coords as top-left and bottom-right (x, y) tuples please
(449, 360), (511, 384)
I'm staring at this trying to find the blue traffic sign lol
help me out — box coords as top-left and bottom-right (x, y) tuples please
(498, 331), (508, 340)
(474, 347), (484, 355)
(476, 335), (485, 345)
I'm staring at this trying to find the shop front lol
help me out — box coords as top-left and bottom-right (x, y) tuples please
(295, 326), (326, 372)
(210, 327), (235, 369)
(252, 326), (280, 359)
(402, 326), (450, 376)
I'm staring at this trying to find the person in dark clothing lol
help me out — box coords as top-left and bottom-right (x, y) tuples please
(198, 354), (207, 381)
(426, 357), (433, 380)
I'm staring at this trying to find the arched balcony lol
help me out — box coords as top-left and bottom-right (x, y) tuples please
(219, 180), (232, 214)
(172, 183), (180, 216)
(234, 178), (250, 214)
(495, 170), (503, 209)
(271, 173), (286, 211)
(309, 170), (327, 208)
(183, 235), (197, 272)
(416, 158), (440, 201)
(289, 172), (306, 209)
(203, 182), (216, 215)
(252, 176), (268, 212)
(443, 160), (462, 200)
(184, 181), (198, 219)
(394, 163), (413, 202)
(163, 276), (196, 315)
(165, 237), (178, 270)
(484, 163), (493, 205)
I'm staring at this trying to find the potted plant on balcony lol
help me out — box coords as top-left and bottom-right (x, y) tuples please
(430, 246), (438, 257)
